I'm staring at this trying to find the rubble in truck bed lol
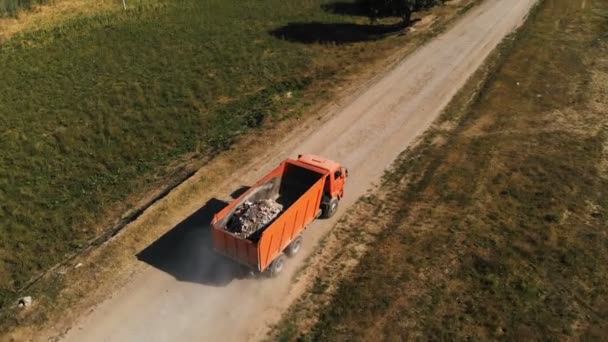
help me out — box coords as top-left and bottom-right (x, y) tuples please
(226, 199), (284, 239)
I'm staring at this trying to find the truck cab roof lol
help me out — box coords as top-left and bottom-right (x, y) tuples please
(298, 154), (340, 173)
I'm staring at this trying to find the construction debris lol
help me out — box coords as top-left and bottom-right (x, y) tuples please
(226, 199), (283, 238)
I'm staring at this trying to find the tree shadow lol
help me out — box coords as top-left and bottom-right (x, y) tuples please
(136, 195), (252, 287)
(269, 20), (416, 45)
(321, 1), (413, 19)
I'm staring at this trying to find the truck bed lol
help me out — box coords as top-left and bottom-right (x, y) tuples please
(212, 160), (328, 271)
(221, 163), (322, 240)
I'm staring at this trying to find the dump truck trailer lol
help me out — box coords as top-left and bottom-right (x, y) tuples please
(212, 155), (348, 276)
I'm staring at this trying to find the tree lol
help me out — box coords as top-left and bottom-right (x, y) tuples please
(358, 0), (444, 26)
(357, 0), (413, 26)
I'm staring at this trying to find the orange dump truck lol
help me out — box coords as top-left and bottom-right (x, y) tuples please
(212, 155), (348, 276)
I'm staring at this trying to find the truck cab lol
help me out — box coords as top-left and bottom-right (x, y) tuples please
(297, 154), (348, 218)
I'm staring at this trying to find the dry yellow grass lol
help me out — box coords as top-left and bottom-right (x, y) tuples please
(0, 0), (120, 42)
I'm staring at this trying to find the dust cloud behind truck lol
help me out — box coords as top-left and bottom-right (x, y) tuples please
(211, 155), (348, 277)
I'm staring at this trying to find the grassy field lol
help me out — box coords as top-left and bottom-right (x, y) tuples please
(272, 0), (608, 340)
(0, 0), (461, 310)
(1, 0), (47, 17)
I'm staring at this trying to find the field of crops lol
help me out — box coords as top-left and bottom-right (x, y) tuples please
(0, 0), (416, 306)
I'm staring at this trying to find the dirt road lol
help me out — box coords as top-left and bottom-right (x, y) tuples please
(62, 0), (537, 340)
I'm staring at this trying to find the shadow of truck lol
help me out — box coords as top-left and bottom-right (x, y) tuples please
(136, 196), (252, 287)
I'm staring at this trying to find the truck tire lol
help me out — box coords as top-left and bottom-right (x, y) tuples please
(322, 198), (339, 219)
(285, 236), (303, 257)
(269, 253), (286, 277)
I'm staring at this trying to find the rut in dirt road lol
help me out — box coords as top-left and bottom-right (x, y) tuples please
(61, 0), (538, 341)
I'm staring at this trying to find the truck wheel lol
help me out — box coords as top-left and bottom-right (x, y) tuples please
(323, 198), (339, 219)
(285, 236), (303, 257)
(269, 253), (286, 277)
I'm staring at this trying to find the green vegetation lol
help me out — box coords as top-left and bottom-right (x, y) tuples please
(277, 0), (608, 339)
(1, 0), (48, 17)
(0, 0), (447, 309)
(359, 0), (445, 25)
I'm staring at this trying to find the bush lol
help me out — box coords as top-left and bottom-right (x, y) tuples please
(355, 0), (444, 25)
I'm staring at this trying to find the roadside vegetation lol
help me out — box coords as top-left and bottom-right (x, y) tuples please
(273, 0), (608, 339)
(0, 0), (459, 319)
(359, 0), (446, 25)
